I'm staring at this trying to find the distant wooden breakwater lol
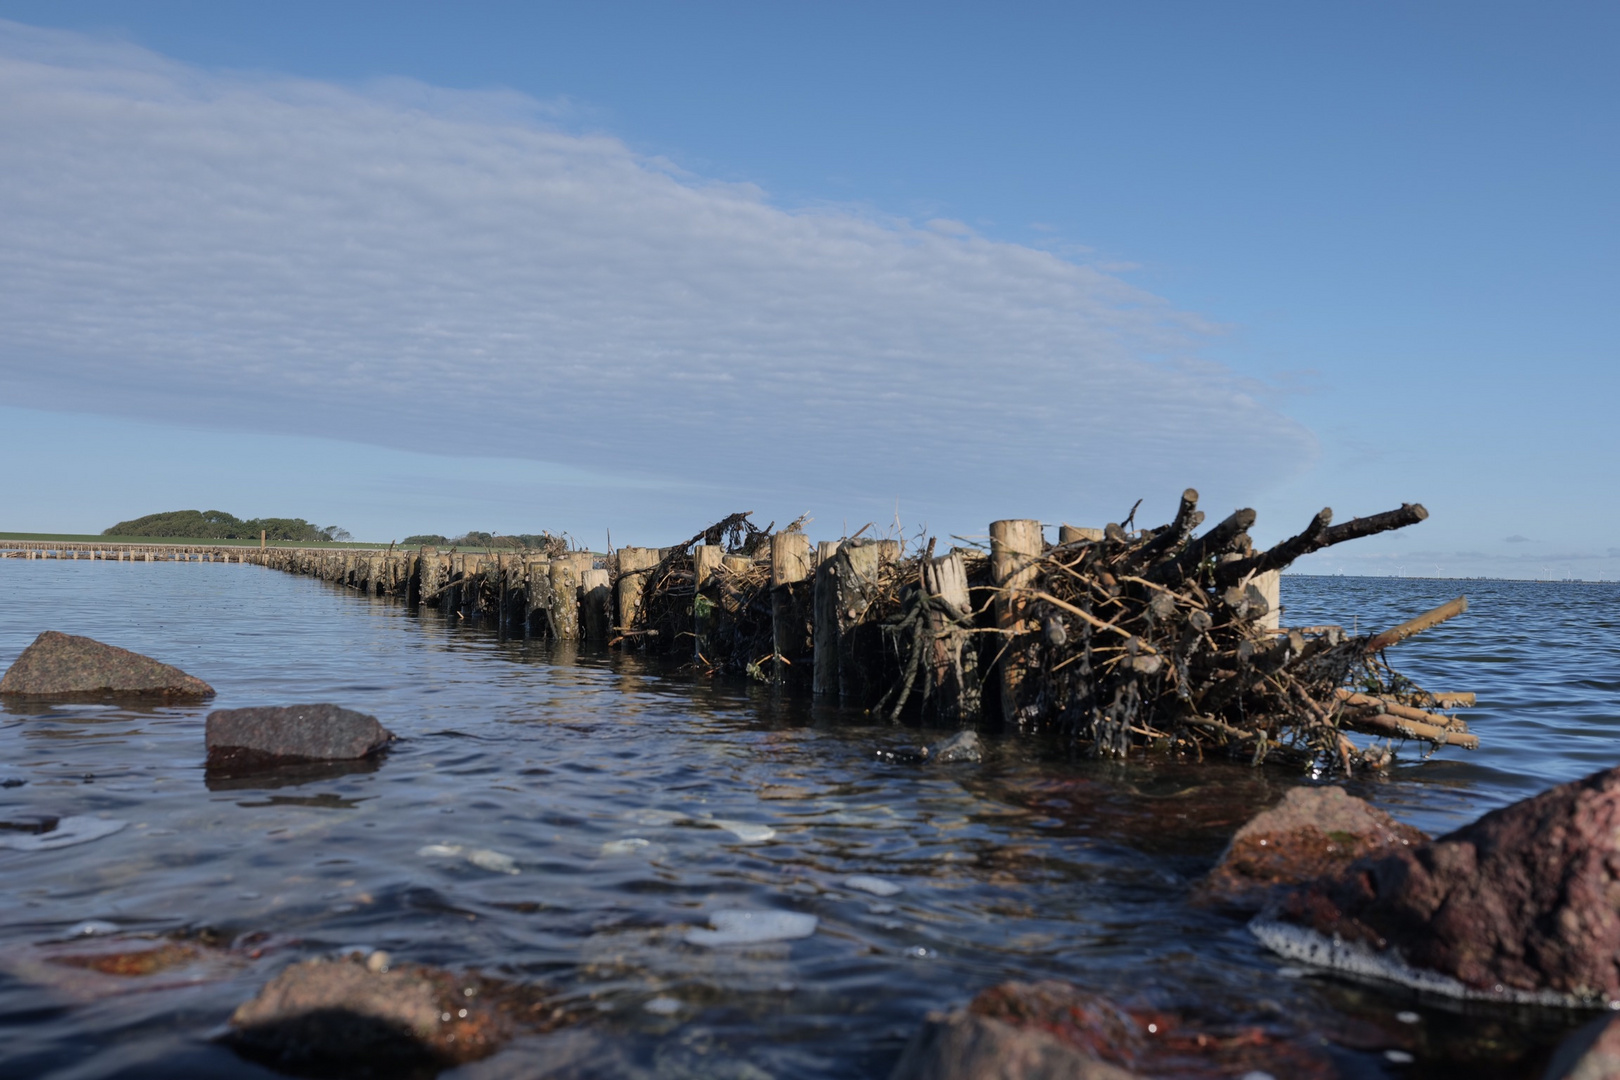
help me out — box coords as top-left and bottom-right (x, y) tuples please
(2, 496), (1474, 772)
(0, 541), (267, 561)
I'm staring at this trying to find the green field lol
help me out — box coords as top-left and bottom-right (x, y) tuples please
(0, 531), (389, 549)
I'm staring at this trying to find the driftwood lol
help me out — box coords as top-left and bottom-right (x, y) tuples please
(609, 493), (1473, 774)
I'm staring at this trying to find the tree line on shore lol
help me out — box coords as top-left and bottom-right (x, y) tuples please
(103, 510), (351, 543)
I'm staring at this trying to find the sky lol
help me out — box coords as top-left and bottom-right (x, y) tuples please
(0, 2), (1614, 577)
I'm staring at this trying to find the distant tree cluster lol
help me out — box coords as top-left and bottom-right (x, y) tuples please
(103, 510), (350, 543)
(401, 531), (566, 554)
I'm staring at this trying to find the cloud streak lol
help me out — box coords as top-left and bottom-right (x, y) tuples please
(0, 21), (1315, 533)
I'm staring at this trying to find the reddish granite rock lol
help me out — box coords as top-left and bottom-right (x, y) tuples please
(890, 980), (1334, 1080)
(1194, 785), (1427, 912)
(1266, 764), (1620, 1001)
(0, 631), (214, 699)
(1544, 1013), (1620, 1080)
(206, 704), (393, 767)
(226, 955), (560, 1077)
(890, 1008), (1138, 1080)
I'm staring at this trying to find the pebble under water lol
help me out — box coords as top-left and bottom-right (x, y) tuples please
(1, 560), (1617, 1078)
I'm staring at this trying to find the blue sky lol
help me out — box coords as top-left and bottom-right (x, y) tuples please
(0, 2), (1614, 577)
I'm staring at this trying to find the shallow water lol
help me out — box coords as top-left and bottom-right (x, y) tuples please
(0, 562), (1616, 1078)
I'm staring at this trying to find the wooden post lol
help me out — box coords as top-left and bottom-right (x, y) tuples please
(581, 568), (612, 642)
(834, 541), (886, 704)
(991, 519), (1043, 727)
(923, 549), (980, 725)
(260, 529), (266, 549)
(693, 544), (724, 662)
(812, 541), (842, 695)
(1253, 569), (1281, 632)
(524, 558), (552, 637)
(770, 531), (812, 685)
(549, 555), (585, 641)
(418, 547), (443, 608)
(615, 547), (661, 634)
(1058, 525), (1103, 545)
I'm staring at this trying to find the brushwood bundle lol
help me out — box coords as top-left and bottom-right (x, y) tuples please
(619, 490), (1475, 774)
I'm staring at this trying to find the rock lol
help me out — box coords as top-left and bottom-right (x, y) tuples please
(891, 980), (1333, 1080)
(225, 955), (557, 1076)
(0, 630), (214, 699)
(890, 1008), (1139, 1080)
(928, 730), (983, 763)
(0, 816), (127, 851)
(1258, 763), (1620, 1003)
(206, 704), (394, 768)
(875, 730), (982, 766)
(1194, 785), (1426, 912)
(0, 931), (252, 1003)
(1544, 1012), (1620, 1080)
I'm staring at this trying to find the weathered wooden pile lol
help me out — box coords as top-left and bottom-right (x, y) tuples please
(66, 491), (1472, 773)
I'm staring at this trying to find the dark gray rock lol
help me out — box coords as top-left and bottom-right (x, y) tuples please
(0, 631), (214, 700)
(206, 704), (393, 767)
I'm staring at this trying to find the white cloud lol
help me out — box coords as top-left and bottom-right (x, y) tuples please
(0, 21), (1315, 534)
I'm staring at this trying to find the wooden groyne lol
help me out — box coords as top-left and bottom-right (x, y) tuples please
(1, 541), (270, 562)
(3, 493), (1476, 772)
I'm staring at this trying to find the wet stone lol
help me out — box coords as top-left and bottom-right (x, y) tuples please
(0, 813), (60, 835)
(0, 630), (215, 700)
(891, 980), (1336, 1080)
(1261, 763), (1620, 1003)
(225, 955), (560, 1078)
(206, 704), (394, 768)
(876, 729), (983, 766)
(1193, 785), (1426, 912)
(928, 730), (983, 763)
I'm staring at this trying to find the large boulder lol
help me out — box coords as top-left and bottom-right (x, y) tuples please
(226, 955), (556, 1076)
(206, 704), (393, 767)
(1258, 764), (1620, 1003)
(0, 631), (214, 699)
(890, 980), (1332, 1080)
(1194, 785), (1426, 912)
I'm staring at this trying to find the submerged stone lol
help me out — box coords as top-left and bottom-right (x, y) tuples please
(0, 631), (214, 700)
(225, 955), (557, 1077)
(891, 980), (1334, 1080)
(928, 730), (983, 763)
(0, 816), (127, 852)
(206, 704), (393, 767)
(1194, 785), (1426, 912)
(1259, 763), (1620, 1004)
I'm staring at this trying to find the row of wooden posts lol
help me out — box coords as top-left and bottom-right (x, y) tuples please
(3, 528), (1280, 724)
(1, 544), (257, 562)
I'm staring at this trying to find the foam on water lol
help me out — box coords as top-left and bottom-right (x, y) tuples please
(843, 874), (902, 897)
(1250, 918), (1609, 1008)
